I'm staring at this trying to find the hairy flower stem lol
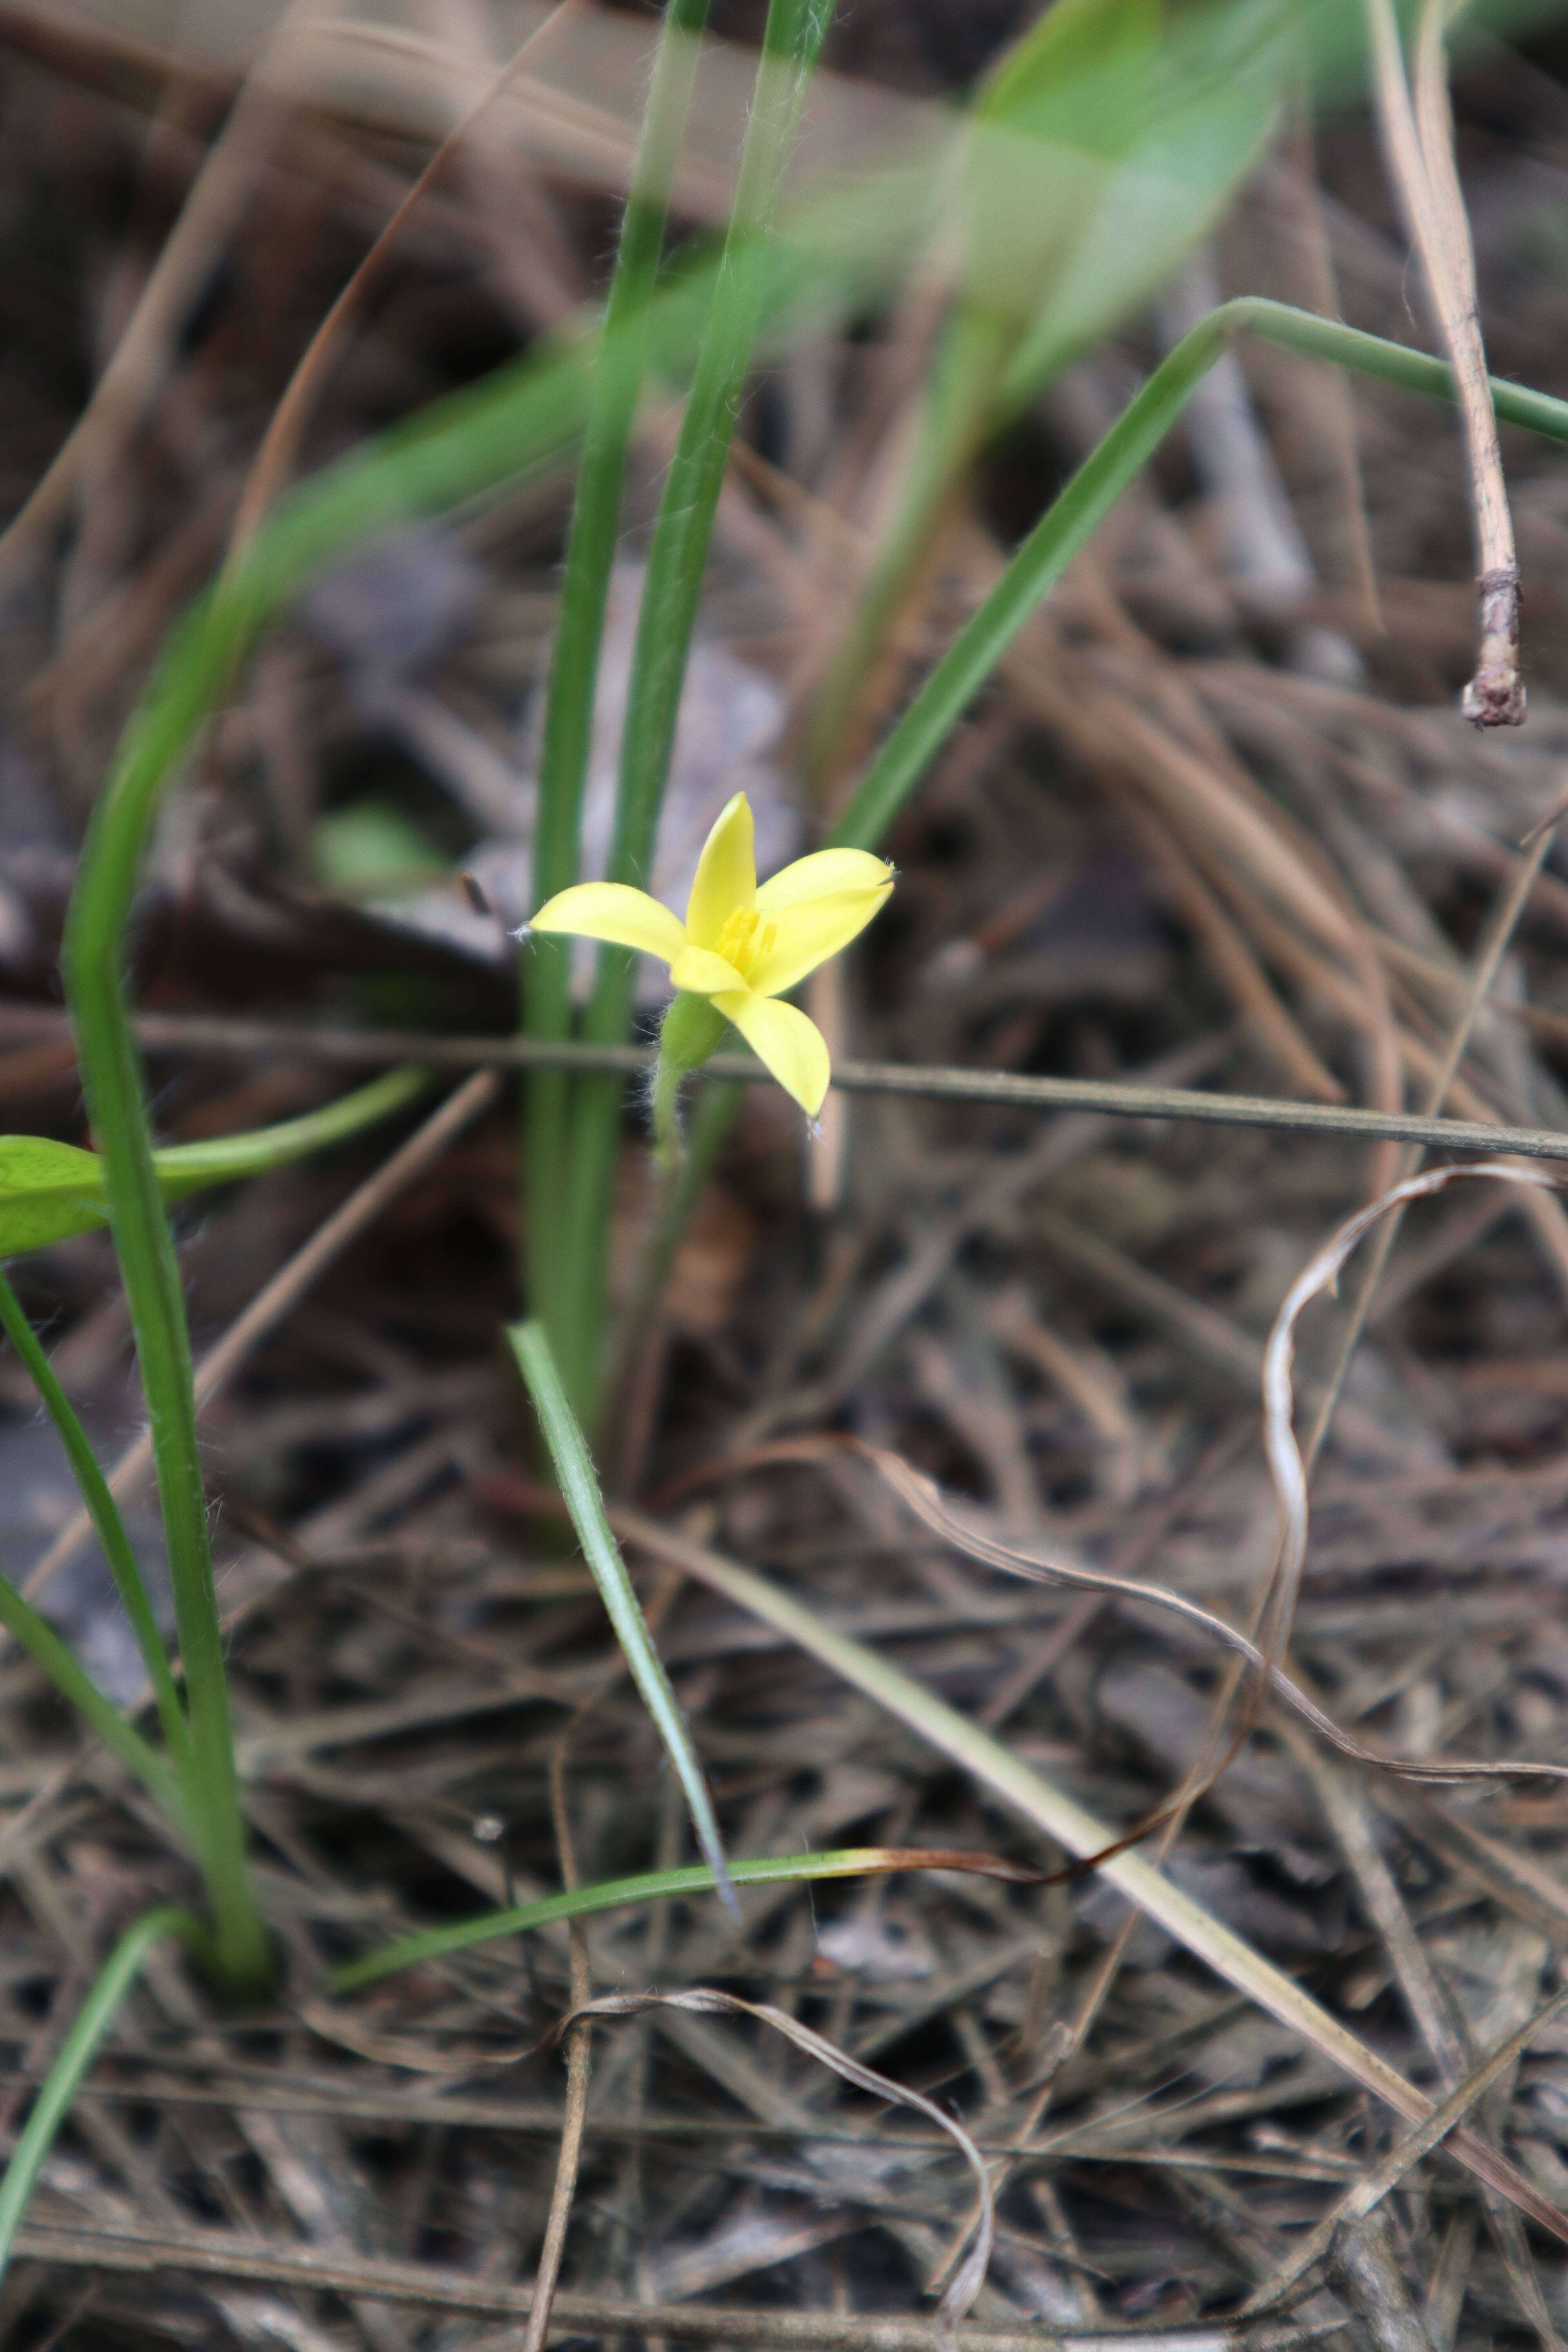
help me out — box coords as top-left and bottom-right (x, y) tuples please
(650, 993), (728, 1167)
(615, 1000), (734, 1484)
(610, 1076), (742, 1490)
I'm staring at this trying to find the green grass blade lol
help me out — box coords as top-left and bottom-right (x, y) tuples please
(0, 1906), (207, 2282)
(63, 823), (272, 1999)
(525, 0), (714, 1358)
(334, 1848), (971, 1991)
(0, 1563), (182, 1822)
(827, 294), (1568, 857)
(0, 1268), (191, 1781)
(557, 0), (837, 1426)
(604, 0), (834, 896)
(509, 1318), (735, 1915)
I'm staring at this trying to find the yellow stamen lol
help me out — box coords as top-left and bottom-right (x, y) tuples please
(715, 906), (774, 976)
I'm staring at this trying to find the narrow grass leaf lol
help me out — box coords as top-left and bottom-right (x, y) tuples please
(997, 0), (1313, 408)
(807, 0), (1286, 781)
(509, 1318), (736, 1915)
(0, 1573), (183, 1822)
(525, 0), (714, 1365)
(0, 1268), (190, 1778)
(965, 0), (1160, 329)
(331, 1844), (1037, 1991)
(67, 751), (277, 2003)
(557, 0), (836, 1422)
(0, 1906), (207, 2283)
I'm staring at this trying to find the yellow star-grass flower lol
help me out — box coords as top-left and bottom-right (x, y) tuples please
(530, 792), (893, 1117)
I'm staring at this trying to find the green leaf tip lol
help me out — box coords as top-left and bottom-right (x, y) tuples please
(508, 1317), (739, 1921)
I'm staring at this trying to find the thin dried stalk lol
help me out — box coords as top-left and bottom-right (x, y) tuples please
(521, 1725), (595, 2352)
(1241, 1981), (1568, 2316)
(1364, 0), (1522, 724)
(0, 2219), (1346, 2348)
(1294, 791), (1566, 1475)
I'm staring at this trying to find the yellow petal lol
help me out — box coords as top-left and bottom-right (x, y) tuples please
(716, 988), (831, 1116)
(746, 873), (893, 998)
(754, 848), (893, 916)
(684, 793), (756, 949)
(530, 883), (686, 966)
(669, 942), (746, 996)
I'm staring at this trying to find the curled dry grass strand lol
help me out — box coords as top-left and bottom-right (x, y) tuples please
(548, 1987), (993, 2335)
(656, 1433), (1568, 1792)
(1262, 1160), (1562, 1692)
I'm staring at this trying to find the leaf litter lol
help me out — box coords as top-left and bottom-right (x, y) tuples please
(5, 4), (1568, 2348)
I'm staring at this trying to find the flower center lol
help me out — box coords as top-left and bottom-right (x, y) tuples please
(715, 906), (776, 978)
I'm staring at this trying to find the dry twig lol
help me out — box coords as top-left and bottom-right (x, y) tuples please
(1364, 0), (1523, 723)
